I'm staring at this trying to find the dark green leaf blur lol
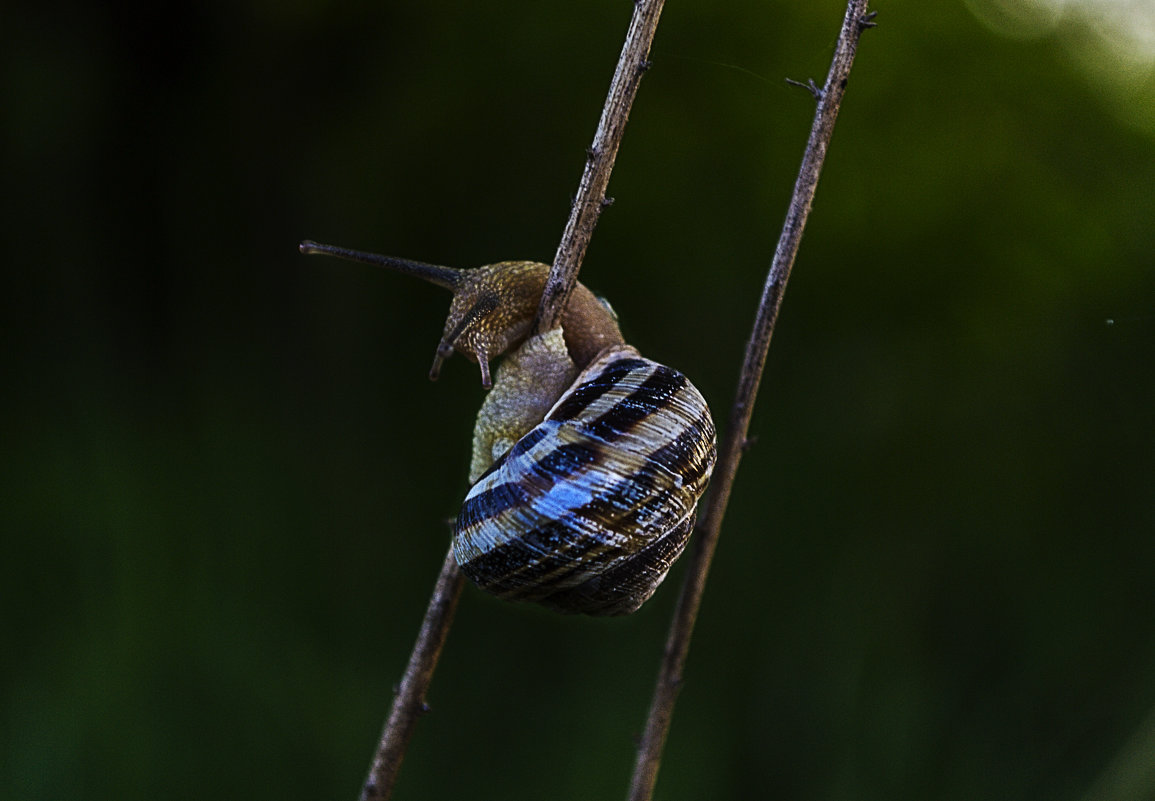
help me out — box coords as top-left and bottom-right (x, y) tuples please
(3, 1), (1153, 799)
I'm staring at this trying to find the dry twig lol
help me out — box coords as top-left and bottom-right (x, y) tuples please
(356, 2), (667, 798)
(535, 0), (666, 331)
(359, 545), (463, 800)
(627, 3), (876, 799)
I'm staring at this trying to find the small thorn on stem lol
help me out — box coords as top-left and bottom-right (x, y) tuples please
(741, 436), (759, 452)
(858, 11), (879, 29)
(785, 77), (824, 101)
(601, 196), (615, 209)
(418, 702), (432, 716)
(638, 58), (653, 73)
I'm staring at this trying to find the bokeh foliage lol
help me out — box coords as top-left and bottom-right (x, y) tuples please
(3, 1), (1154, 800)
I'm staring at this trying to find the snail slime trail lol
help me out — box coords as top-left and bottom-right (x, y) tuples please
(300, 240), (717, 615)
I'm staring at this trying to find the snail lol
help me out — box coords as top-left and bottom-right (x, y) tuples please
(300, 240), (717, 615)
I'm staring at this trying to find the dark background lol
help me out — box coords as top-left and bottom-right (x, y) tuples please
(4, 1), (1154, 799)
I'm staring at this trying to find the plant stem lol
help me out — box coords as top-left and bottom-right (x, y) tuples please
(535, 0), (666, 333)
(357, 3), (667, 798)
(359, 545), (464, 800)
(626, 4), (876, 800)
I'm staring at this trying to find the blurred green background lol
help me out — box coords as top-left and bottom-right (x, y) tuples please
(4, 0), (1154, 799)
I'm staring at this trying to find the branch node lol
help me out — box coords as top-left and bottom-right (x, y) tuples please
(858, 10), (879, 29)
(785, 77), (824, 101)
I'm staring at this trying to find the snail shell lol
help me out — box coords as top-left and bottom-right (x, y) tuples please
(453, 345), (717, 616)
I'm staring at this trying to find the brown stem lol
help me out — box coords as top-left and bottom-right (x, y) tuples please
(626, 3), (876, 800)
(534, 0), (666, 334)
(359, 544), (465, 800)
(356, 3), (668, 799)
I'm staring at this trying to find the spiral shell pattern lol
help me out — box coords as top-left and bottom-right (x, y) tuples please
(452, 346), (717, 615)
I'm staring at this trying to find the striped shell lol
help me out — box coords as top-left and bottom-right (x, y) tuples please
(453, 346), (717, 615)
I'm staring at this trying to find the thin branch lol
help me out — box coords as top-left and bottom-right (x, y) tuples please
(627, 3), (876, 800)
(534, 0), (666, 333)
(355, 3), (668, 799)
(359, 545), (464, 800)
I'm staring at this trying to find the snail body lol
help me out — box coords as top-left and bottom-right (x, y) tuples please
(300, 240), (717, 615)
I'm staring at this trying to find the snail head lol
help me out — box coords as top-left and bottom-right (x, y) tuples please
(431, 261), (552, 389)
(299, 240), (550, 389)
